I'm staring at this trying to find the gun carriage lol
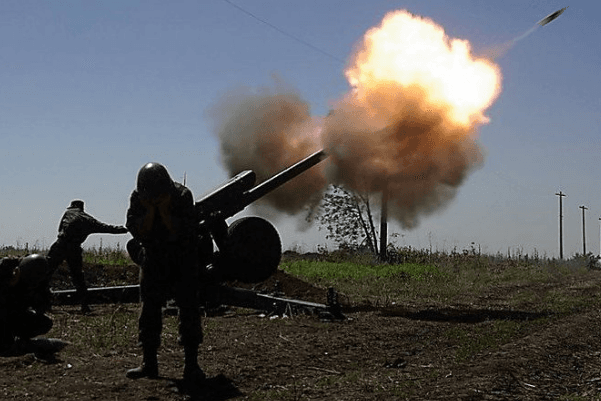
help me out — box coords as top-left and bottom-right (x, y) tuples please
(53, 150), (343, 319)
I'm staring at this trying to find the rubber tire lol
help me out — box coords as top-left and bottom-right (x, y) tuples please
(222, 216), (281, 283)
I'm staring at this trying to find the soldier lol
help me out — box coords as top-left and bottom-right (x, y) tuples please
(47, 200), (128, 314)
(0, 254), (53, 356)
(125, 162), (204, 384)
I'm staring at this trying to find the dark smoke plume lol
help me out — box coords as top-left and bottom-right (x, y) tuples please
(207, 81), (326, 215)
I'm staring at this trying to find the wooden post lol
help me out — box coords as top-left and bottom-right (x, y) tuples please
(380, 187), (388, 261)
(555, 191), (566, 259)
(580, 205), (588, 255)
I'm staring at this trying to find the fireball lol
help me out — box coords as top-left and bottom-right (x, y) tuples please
(345, 10), (501, 127)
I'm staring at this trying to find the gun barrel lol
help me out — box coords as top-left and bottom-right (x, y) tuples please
(243, 149), (328, 205)
(195, 170), (257, 221)
(195, 149), (328, 223)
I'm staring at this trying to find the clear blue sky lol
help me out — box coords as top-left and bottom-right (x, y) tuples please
(1, 0), (598, 258)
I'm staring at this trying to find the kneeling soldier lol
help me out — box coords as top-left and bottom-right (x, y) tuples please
(0, 254), (54, 356)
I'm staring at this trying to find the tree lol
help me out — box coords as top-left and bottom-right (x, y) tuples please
(309, 185), (381, 255)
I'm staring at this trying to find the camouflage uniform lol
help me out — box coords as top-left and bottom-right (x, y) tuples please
(0, 256), (52, 355)
(47, 200), (127, 311)
(126, 177), (203, 381)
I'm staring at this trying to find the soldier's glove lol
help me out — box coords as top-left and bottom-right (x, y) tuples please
(155, 193), (171, 209)
(138, 202), (156, 237)
(156, 195), (176, 236)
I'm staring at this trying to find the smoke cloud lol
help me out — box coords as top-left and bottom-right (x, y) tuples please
(208, 10), (502, 229)
(322, 85), (484, 228)
(207, 80), (326, 215)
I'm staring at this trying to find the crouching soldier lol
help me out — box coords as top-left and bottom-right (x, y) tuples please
(47, 200), (128, 314)
(0, 254), (56, 357)
(125, 162), (204, 384)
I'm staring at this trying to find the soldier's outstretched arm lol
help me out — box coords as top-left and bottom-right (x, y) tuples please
(86, 214), (128, 235)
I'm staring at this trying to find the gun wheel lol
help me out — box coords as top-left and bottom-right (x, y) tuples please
(223, 216), (281, 283)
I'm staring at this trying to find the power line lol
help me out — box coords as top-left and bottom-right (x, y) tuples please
(222, 0), (345, 64)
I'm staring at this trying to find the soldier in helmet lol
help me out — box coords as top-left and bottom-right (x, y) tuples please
(0, 254), (53, 356)
(47, 200), (128, 314)
(125, 162), (204, 384)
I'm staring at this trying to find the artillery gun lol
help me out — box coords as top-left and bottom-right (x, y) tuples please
(53, 150), (344, 319)
(195, 149), (328, 283)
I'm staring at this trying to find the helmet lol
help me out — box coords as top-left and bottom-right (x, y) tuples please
(69, 200), (84, 210)
(0, 257), (20, 286)
(16, 254), (49, 288)
(136, 162), (174, 200)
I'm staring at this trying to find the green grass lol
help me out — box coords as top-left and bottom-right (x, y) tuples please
(82, 243), (131, 266)
(0, 243), (132, 266)
(281, 260), (445, 281)
(281, 258), (535, 307)
(280, 248), (601, 316)
(281, 260), (454, 307)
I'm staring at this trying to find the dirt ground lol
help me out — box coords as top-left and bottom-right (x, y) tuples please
(2, 263), (601, 400)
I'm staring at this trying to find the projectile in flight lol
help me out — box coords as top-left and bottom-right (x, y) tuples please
(537, 7), (568, 26)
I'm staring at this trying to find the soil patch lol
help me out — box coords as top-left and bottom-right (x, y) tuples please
(3, 262), (601, 400)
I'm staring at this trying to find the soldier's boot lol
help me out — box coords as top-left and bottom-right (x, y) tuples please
(76, 287), (91, 314)
(126, 348), (158, 379)
(183, 346), (206, 384)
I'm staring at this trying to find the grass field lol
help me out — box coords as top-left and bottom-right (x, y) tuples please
(279, 246), (598, 311)
(2, 243), (601, 399)
(0, 242), (131, 266)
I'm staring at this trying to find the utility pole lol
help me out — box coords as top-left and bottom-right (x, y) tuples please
(598, 217), (601, 257)
(580, 205), (588, 255)
(380, 187), (388, 261)
(555, 191), (566, 259)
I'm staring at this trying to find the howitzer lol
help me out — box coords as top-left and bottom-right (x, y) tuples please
(195, 149), (328, 283)
(53, 149), (344, 319)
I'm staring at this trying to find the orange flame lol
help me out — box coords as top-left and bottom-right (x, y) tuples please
(345, 10), (501, 127)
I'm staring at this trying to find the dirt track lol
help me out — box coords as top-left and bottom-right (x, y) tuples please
(2, 266), (601, 400)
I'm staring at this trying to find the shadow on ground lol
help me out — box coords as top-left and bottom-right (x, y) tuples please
(346, 305), (552, 323)
(167, 374), (243, 401)
(381, 306), (553, 323)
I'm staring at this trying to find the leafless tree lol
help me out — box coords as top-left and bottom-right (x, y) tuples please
(309, 185), (380, 255)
